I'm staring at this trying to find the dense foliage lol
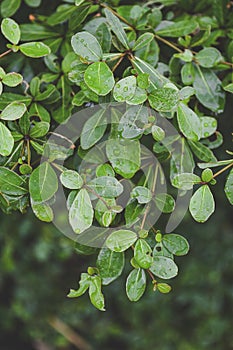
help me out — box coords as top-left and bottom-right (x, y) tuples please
(0, 0), (233, 311)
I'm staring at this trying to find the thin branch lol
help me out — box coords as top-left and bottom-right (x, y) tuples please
(213, 162), (233, 179)
(0, 49), (12, 59)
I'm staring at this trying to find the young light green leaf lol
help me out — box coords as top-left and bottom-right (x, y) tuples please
(131, 186), (152, 204)
(157, 283), (172, 294)
(156, 20), (198, 37)
(104, 8), (129, 49)
(113, 76), (137, 102)
(148, 88), (179, 112)
(198, 160), (233, 169)
(0, 122), (14, 156)
(224, 168), (233, 205)
(173, 173), (201, 190)
(189, 185), (215, 222)
(1, 102), (26, 121)
(71, 31), (103, 62)
(1, 18), (21, 44)
(69, 188), (94, 234)
(60, 170), (83, 190)
(0, 166), (27, 195)
(133, 33), (154, 51)
(2, 72), (23, 87)
(80, 109), (107, 150)
(150, 256), (178, 279)
(223, 83), (233, 93)
(134, 239), (153, 269)
(163, 233), (189, 256)
(84, 62), (115, 96)
(177, 103), (201, 141)
(31, 201), (54, 222)
(29, 122), (50, 138)
(96, 164), (115, 178)
(89, 275), (105, 311)
(195, 48), (222, 68)
(106, 230), (138, 252)
(97, 248), (125, 285)
(68, 273), (90, 298)
(155, 193), (175, 213)
(87, 176), (123, 198)
(19, 42), (51, 58)
(106, 139), (141, 179)
(126, 269), (146, 302)
(29, 162), (58, 203)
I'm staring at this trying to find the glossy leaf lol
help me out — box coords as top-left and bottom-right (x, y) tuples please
(1, 18), (20, 44)
(134, 239), (153, 269)
(189, 185), (215, 222)
(131, 186), (152, 204)
(69, 188), (94, 234)
(84, 62), (115, 96)
(29, 162), (58, 203)
(155, 193), (175, 213)
(224, 168), (233, 205)
(87, 176), (123, 198)
(173, 173), (201, 190)
(88, 275), (105, 311)
(156, 20), (198, 37)
(1, 102), (26, 121)
(133, 33), (154, 51)
(177, 103), (201, 141)
(19, 42), (51, 58)
(80, 109), (107, 150)
(0, 122), (14, 156)
(60, 170), (83, 190)
(163, 234), (189, 256)
(106, 230), (138, 252)
(195, 48), (222, 68)
(68, 273), (90, 298)
(31, 201), (54, 222)
(0, 166), (27, 195)
(97, 248), (125, 285)
(149, 88), (179, 112)
(104, 8), (129, 49)
(71, 31), (103, 62)
(126, 269), (146, 302)
(2, 73), (23, 87)
(150, 256), (178, 279)
(113, 76), (137, 102)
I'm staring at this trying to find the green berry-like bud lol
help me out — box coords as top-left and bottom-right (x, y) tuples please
(201, 168), (213, 182)
(155, 232), (162, 242)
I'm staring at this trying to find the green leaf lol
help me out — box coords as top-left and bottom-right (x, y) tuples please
(181, 62), (195, 85)
(87, 176), (123, 198)
(188, 140), (217, 162)
(75, 0), (86, 6)
(96, 164), (115, 177)
(104, 8), (129, 49)
(152, 125), (165, 142)
(31, 201), (54, 222)
(137, 73), (149, 89)
(198, 160), (233, 169)
(71, 31), (103, 62)
(223, 83), (233, 94)
(113, 76), (137, 102)
(0, 0), (21, 17)
(20, 24), (59, 41)
(133, 57), (169, 89)
(163, 234), (189, 256)
(173, 173), (201, 190)
(157, 283), (172, 294)
(19, 42), (51, 58)
(2, 72), (23, 87)
(29, 122), (50, 138)
(195, 48), (222, 68)
(68, 273), (90, 298)
(106, 139), (141, 179)
(89, 275), (105, 311)
(200, 117), (217, 139)
(106, 230), (138, 252)
(155, 193), (175, 213)
(0, 122), (14, 156)
(24, 0), (42, 7)
(193, 65), (225, 113)
(97, 248), (125, 285)
(224, 168), (233, 205)
(133, 33), (154, 51)
(80, 109), (107, 150)
(134, 239), (153, 269)
(69, 188), (94, 234)
(96, 22), (112, 53)
(60, 170), (83, 190)
(156, 20), (198, 37)
(118, 105), (148, 138)
(0, 166), (27, 195)
(127, 87), (147, 105)
(1, 18), (21, 45)
(126, 269), (146, 302)
(1, 102), (26, 121)
(131, 186), (152, 204)
(29, 162), (58, 203)
(84, 62), (115, 96)
(125, 200), (145, 227)
(150, 256), (178, 279)
(177, 103), (201, 141)
(189, 185), (215, 222)
(148, 88), (179, 112)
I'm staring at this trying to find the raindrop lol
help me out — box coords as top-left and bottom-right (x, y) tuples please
(123, 86), (128, 92)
